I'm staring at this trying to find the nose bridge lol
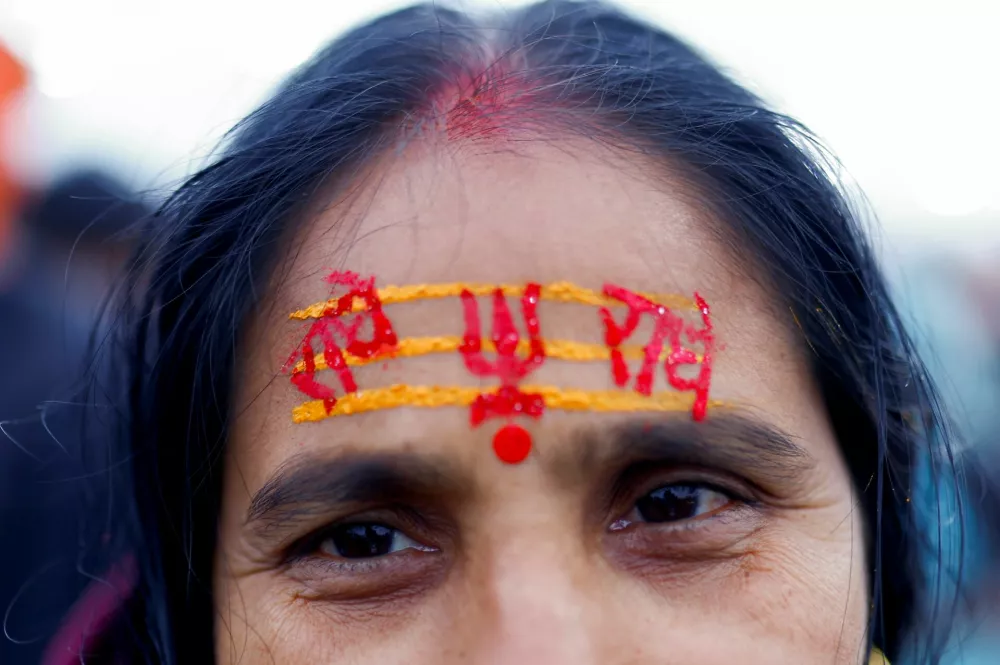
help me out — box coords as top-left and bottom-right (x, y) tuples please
(476, 532), (601, 665)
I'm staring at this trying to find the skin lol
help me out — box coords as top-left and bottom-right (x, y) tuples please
(214, 134), (869, 664)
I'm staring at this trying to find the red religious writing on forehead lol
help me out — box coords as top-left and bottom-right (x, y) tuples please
(281, 271), (398, 413)
(458, 284), (545, 464)
(283, 276), (720, 465)
(599, 284), (715, 421)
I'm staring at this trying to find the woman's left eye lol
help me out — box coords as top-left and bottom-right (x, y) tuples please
(621, 483), (734, 527)
(318, 523), (435, 559)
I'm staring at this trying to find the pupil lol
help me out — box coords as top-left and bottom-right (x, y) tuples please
(636, 484), (700, 522)
(331, 524), (395, 558)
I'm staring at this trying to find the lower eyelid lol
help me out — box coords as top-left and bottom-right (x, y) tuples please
(308, 555), (389, 574)
(666, 500), (742, 528)
(286, 548), (433, 585)
(613, 499), (756, 534)
(285, 547), (448, 603)
(604, 504), (766, 568)
(664, 502), (761, 534)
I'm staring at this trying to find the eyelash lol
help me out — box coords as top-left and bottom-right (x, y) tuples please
(626, 481), (735, 519)
(621, 458), (753, 502)
(287, 512), (428, 560)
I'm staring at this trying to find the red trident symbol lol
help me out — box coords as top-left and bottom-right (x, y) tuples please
(459, 283), (546, 463)
(283, 271), (398, 413)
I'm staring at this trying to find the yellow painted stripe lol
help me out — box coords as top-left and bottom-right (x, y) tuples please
(291, 336), (704, 371)
(291, 384), (725, 423)
(289, 281), (695, 320)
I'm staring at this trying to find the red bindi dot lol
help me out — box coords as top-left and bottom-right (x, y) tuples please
(493, 424), (532, 464)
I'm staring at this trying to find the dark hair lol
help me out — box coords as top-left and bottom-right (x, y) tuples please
(93, 1), (966, 662)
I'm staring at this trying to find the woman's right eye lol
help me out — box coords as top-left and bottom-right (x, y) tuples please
(319, 523), (435, 559)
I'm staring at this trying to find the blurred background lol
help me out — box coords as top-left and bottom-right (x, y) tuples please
(0, 1), (997, 663)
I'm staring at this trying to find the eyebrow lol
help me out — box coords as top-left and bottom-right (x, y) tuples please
(245, 413), (814, 536)
(551, 413), (816, 491)
(245, 453), (468, 535)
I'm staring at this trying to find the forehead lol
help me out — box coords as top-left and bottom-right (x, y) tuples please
(234, 137), (827, 477)
(290, 139), (716, 291)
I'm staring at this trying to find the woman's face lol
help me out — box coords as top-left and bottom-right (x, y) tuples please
(214, 137), (868, 664)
